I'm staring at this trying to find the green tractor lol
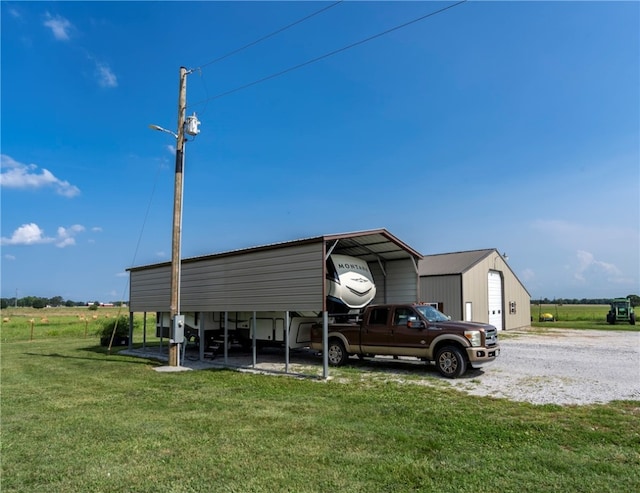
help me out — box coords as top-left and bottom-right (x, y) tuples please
(606, 298), (636, 325)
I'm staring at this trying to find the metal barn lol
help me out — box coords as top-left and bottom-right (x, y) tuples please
(418, 249), (531, 331)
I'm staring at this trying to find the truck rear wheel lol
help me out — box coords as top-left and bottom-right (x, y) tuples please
(327, 339), (348, 366)
(435, 346), (466, 378)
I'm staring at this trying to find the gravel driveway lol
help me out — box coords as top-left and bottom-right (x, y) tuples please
(444, 327), (640, 405)
(129, 327), (640, 406)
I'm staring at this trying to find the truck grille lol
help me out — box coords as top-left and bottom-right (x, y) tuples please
(485, 328), (498, 346)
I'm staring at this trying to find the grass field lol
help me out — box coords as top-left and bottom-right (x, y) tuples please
(1, 308), (639, 492)
(1, 307), (154, 343)
(530, 304), (638, 330)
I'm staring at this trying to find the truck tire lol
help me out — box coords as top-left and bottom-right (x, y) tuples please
(435, 346), (467, 378)
(630, 313), (636, 325)
(327, 339), (348, 366)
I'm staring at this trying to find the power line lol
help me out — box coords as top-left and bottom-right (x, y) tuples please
(196, 1), (344, 70)
(189, 0), (467, 109)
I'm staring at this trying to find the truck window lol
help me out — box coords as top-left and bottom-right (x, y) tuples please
(393, 308), (415, 326)
(369, 308), (389, 325)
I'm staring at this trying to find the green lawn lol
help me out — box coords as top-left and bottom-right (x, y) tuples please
(531, 304), (638, 331)
(1, 335), (639, 492)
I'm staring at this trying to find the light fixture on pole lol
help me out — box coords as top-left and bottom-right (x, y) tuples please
(149, 66), (200, 367)
(148, 124), (178, 139)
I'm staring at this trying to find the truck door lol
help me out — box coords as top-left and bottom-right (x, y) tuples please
(390, 307), (430, 354)
(362, 306), (392, 349)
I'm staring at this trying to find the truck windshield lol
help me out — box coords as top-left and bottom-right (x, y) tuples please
(415, 305), (450, 322)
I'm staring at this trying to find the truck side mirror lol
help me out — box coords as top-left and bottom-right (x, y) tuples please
(407, 317), (424, 329)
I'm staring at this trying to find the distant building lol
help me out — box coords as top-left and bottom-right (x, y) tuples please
(418, 249), (531, 330)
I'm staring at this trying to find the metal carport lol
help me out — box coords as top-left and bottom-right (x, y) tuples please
(127, 228), (423, 377)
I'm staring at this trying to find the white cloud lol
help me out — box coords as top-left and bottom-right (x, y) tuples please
(92, 227), (103, 232)
(1, 223), (85, 248)
(95, 62), (118, 88)
(1, 223), (53, 246)
(43, 12), (73, 41)
(571, 250), (635, 288)
(0, 154), (80, 197)
(4, 254), (17, 261)
(56, 224), (85, 248)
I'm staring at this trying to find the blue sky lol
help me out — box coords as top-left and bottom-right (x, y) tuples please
(1, 1), (638, 303)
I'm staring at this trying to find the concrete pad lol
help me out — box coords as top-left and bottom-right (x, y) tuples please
(154, 365), (193, 373)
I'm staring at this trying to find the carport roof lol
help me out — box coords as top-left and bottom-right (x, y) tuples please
(128, 228), (422, 271)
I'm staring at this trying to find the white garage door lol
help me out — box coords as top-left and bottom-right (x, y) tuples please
(488, 271), (503, 331)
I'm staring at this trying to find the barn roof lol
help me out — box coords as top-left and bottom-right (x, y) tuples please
(418, 249), (497, 276)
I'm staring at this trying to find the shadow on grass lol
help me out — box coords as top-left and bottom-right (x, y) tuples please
(23, 348), (162, 366)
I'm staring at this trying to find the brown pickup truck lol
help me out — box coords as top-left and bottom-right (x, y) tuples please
(310, 303), (500, 378)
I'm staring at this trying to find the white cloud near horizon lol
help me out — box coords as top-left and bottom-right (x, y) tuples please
(1, 223), (85, 248)
(575, 250), (620, 281)
(529, 218), (638, 293)
(43, 12), (72, 41)
(0, 154), (81, 197)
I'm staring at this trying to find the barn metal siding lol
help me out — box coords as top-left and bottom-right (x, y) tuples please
(462, 257), (492, 324)
(180, 242), (324, 312)
(419, 274), (462, 319)
(501, 263), (532, 329)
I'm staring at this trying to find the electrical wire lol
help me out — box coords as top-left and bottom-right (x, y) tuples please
(189, 0), (467, 109)
(196, 0), (344, 70)
(106, 161), (164, 354)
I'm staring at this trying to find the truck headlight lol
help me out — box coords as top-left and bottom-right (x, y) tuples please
(464, 330), (481, 347)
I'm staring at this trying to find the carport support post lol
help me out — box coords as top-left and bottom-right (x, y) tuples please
(322, 311), (329, 378)
(285, 311), (290, 373)
(224, 312), (229, 364)
(252, 312), (257, 368)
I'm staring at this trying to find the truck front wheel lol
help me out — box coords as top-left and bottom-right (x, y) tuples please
(327, 339), (348, 366)
(435, 346), (467, 378)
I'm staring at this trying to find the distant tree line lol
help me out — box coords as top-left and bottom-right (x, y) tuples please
(533, 295), (639, 307)
(3, 294), (638, 309)
(0, 296), (127, 309)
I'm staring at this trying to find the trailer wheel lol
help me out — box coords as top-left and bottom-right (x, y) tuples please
(435, 346), (466, 378)
(327, 339), (348, 366)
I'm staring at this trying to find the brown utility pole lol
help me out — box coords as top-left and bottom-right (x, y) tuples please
(168, 66), (188, 366)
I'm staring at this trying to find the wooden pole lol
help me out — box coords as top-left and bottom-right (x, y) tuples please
(169, 67), (188, 367)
